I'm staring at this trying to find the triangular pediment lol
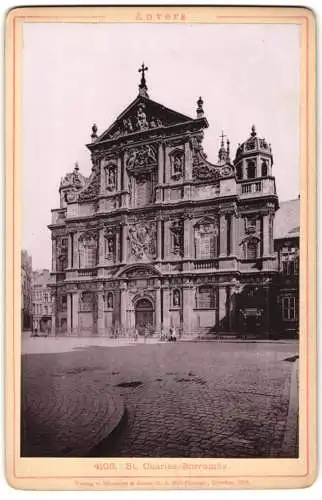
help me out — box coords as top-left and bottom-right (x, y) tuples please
(92, 96), (194, 144)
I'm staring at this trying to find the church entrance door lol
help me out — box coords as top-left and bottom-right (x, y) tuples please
(135, 298), (154, 335)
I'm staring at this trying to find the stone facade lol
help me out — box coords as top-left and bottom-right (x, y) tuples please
(32, 269), (53, 334)
(48, 72), (281, 338)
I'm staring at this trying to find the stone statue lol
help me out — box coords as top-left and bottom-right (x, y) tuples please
(173, 155), (183, 174)
(173, 290), (181, 307)
(136, 104), (148, 130)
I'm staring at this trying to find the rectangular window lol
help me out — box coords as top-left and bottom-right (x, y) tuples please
(198, 287), (216, 309)
(282, 296), (297, 321)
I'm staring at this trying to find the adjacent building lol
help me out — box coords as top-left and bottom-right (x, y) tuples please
(21, 250), (33, 331)
(272, 198), (300, 336)
(48, 68), (298, 338)
(32, 269), (53, 334)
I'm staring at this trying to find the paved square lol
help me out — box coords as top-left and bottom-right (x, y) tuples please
(21, 339), (298, 458)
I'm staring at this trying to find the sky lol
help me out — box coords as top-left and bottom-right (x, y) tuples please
(22, 22), (300, 269)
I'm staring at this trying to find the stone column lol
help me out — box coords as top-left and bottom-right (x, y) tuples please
(73, 233), (79, 268)
(155, 280), (161, 333)
(262, 213), (270, 257)
(121, 221), (128, 263)
(183, 285), (194, 336)
(184, 217), (193, 258)
(162, 286), (170, 331)
(158, 143), (164, 185)
(218, 287), (227, 331)
(157, 218), (163, 261)
(97, 291), (105, 336)
(230, 213), (237, 256)
(67, 233), (73, 268)
(184, 216), (193, 271)
(120, 281), (128, 331)
(184, 141), (193, 180)
(51, 293), (56, 336)
(72, 292), (79, 335)
(117, 155), (122, 192)
(164, 220), (170, 260)
(67, 293), (72, 334)
(164, 146), (170, 184)
(115, 226), (120, 264)
(52, 237), (57, 273)
(98, 227), (105, 266)
(219, 214), (227, 257)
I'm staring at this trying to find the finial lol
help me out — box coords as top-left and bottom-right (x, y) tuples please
(226, 138), (230, 161)
(251, 124), (256, 137)
(91, 123), (98, 142)
(196, 96), (204, 118)
(74, 161), (79, 171)
(218, 131), (227, 163)
(138, 63), (149, 98)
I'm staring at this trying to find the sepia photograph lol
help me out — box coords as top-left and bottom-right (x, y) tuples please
(6, 5), (316, 491)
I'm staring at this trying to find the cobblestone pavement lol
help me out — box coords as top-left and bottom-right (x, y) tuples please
(21, 341), (298, 458)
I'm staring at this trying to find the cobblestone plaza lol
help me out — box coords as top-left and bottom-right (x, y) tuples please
(21, 337), (298, 458)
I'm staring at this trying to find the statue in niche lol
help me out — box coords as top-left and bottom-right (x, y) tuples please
(173, 289), (181, 307)
(107, 293), (113, 308)
(173, 155), (183, 174)
(171, 220), (184, 256)
(109, 168), (116, 187)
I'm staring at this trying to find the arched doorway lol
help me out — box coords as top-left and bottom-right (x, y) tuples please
(135, 298), (154, 334)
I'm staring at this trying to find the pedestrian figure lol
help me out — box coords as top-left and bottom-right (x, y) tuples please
(144, 327), (148, 344)
(134, 328), (138, 343)
(172, 326), (177, 342)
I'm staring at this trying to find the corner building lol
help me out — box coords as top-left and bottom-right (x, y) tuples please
(49, 72), (279, 337)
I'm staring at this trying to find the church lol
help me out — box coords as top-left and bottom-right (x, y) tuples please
(48, 65), (285, 338)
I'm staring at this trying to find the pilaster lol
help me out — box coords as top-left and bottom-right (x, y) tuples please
(120, 281), (128, 329)
(219, 214), (227, 257)
(97, 291), (105, 336)
(155, 280), (161, 333)
(72, 292), (79, 335)
(52, 237), (57, 272)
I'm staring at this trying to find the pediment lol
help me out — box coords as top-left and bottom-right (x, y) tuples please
(91, 96), (194, 144)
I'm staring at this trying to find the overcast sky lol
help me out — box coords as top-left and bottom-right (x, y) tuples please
(22, 22), (300, 269)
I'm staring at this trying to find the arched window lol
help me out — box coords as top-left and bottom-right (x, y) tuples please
(195, 220), (219, 259)
(261, 160), (268, 177)
(79, 234), (97, 268)
(79, 292), (94, 312)
(247, 160), (256, 179)
(245, 237), (259, 259)
(236, 165), (243, 180)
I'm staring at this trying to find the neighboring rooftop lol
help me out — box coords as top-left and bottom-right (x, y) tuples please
(274, 197), (300, 240)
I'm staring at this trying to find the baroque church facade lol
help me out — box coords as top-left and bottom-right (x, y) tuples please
(49, 67), (281, 338)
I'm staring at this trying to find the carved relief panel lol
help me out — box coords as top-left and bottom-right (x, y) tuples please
(128, 221), (156, 261)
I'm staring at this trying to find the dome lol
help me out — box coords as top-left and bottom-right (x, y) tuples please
(234, 125), (272, 163)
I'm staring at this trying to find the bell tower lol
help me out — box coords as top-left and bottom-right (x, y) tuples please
(234, 125), (273, 183)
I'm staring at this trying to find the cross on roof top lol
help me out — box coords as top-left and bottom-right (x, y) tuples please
(138, 63), (149, 97)
(139, 63), (148, 79)
(220, 130), (226, 143)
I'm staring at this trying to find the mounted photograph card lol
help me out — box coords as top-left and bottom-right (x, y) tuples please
(5, 5), (316, 491)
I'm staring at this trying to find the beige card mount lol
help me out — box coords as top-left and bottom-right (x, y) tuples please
(5, 5), (316, 491)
